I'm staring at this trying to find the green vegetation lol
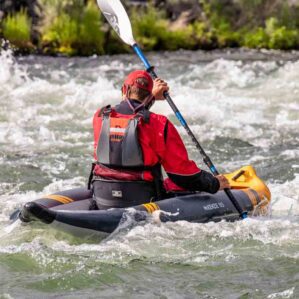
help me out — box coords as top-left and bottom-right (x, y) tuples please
(41, 0), (104, 55)
(2, 9), (33, 51)
(203, 0), (299, 50)
(131, 6), (195, 51)
(0, 0), (298, 55)
(242, 18), (299, 50)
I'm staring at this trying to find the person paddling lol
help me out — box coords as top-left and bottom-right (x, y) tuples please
(91, 70), (230, 209)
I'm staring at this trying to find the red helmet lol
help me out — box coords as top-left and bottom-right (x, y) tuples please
(123, 70), (153, 93)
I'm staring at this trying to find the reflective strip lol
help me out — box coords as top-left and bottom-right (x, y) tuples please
(44, 194), (74, 204)
(143, 203), (154, 213)
(143, 202), (160, 214)
(243, 189), (257, 206)
(150, 203), (160, 211)
(110, 127), (126, 133)
(251, 189), (261, 205)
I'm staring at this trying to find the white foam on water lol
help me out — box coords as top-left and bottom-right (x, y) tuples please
(0, 48), (29, 89)
(2, 214), (296, 267)
(0, 50), (125, 155)
(1, 50), (297, 156)
(0, 177), (85, 222)
(0, 50), (298, 299)
(267, 287), (295, 299)
(0, 190), (37, 222)
(156, 58), (299, 149)
(269, 175), (299, 216)
(2, 219), (21, 235)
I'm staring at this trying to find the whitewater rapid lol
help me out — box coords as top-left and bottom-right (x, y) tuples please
(0, 49), (298, 298)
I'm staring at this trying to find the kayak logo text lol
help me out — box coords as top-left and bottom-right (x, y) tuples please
(203, 202), (225, 211)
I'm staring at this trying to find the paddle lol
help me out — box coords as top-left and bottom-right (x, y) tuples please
(96, 0), (247, 219)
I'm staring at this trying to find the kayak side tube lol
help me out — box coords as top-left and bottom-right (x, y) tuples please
(20, 189), (256, 234)
(19, 187), (92, 222)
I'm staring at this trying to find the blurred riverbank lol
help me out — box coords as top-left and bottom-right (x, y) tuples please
(0, 0), (299, 56)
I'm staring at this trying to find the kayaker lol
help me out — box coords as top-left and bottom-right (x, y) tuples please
(91, 70), (230, 209)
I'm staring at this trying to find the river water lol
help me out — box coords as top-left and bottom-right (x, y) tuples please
(0, 49), (298, 298)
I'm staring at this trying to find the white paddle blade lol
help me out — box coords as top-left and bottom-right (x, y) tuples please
(97, 0), (136, 46)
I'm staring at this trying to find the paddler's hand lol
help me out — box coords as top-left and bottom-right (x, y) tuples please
(152, 78), (169, 100)
(216, 175), (230, 190)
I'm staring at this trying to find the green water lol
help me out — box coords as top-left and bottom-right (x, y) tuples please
(0, 49), (298, 298)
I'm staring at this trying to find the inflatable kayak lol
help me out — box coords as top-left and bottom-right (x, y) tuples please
(18, 166), (271, 235)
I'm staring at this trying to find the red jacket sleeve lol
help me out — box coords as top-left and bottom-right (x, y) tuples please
(160, 120), (220, 193)
(160, 120), (200, 175)
(93, 108), (102, 160)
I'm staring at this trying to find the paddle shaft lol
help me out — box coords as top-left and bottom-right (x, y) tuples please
(133, 44), (247, 219)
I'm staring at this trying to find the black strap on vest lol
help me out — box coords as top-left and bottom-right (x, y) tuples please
(98, 105), (112, 117)
(87, 162), (96, 190)
(150, 164), (164, 200)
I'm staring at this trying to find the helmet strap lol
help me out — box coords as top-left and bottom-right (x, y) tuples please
(143, 94), (155, 110)
(123, 84), (155, 112)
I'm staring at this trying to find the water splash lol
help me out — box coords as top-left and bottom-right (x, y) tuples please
(0, 48), (29, 89)
(0, 50), (298, 298)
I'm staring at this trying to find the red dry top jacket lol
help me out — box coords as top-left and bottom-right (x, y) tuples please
(93, 100), (220, 193)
